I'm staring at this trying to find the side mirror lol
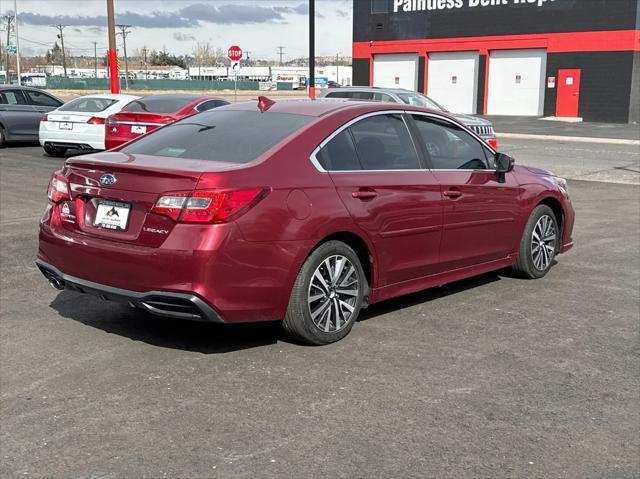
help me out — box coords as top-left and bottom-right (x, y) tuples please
(495, 153), (515, 173)
(494, 153), (514, 183)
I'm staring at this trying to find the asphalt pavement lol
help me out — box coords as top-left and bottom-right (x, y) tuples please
(1, 143), (639, 478)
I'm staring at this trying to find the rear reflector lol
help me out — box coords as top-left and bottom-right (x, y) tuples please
(87, 117), (106, 125)
(488, 138), (498, 149)
(47, 172), (70, 203)
(152, 188), (268, 224)
(41, 114), (48, 122)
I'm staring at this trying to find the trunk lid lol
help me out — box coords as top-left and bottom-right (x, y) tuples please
(59, 152), (237, 247)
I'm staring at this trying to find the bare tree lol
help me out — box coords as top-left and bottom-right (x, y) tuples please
(192, 40), (213, 77)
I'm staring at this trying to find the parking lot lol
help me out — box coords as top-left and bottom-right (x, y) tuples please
(1, 139), (639, 478)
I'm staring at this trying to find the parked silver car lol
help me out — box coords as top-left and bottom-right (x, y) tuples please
(0, 86), (63, 146)
(320, 87), (497, 148)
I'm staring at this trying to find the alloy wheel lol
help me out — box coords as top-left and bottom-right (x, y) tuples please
(531, 214), (556, 271)
(307, 255), (360, 333)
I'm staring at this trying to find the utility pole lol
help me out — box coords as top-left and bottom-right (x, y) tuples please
(3, 15), (13, 84)
(93, 41), (97, 78)
(116, 24), (131, 90)
(54, 24), (67, 77)
(142, 46), (148, 80)
(276, 46), (285, 66)
(14, 0), (20, 85)
(106, 0), (119, 93)
(309, 0), (315, 99)
(336, 52), (339, 85)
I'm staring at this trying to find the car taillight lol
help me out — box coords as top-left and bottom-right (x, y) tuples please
(152, 188), (268, 224)
(87, 117), (106, 125)
(47, 172), (70, 203)
(41, 114), (48, 122)
(488, 138), (498, 149)
(106, 117), (117, 126)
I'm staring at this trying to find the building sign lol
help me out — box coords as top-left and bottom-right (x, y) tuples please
(393, 0), (557, 13)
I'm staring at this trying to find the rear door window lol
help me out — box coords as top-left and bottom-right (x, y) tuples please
(349, 114), (420, 170)
(121, 110), (312, 164)
(24, 90), (62, 107)
(0, 90), (27, 105)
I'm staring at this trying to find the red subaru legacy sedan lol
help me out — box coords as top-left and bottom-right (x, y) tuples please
(104, 94), (229, 150)
(37, 99), (574, 344)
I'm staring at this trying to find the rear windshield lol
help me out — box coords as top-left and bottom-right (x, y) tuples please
(123, 97), (197, 114)
(121, 110), (313, 164)
(59, 97), (118, 112)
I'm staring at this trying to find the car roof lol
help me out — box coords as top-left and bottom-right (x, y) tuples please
(139, 94), (215, 101)
(0, 85), (49, 92)
(68, 93), (140, 101)
(221, 97), (449, 119)
(326, 86), (416, 95)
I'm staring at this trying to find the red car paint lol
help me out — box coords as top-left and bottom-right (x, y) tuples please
(104, 94), (229, 150)
(38, 100), (574, 325)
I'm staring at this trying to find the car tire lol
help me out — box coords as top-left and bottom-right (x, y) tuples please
(43, 145), (67, 157)
(283, 240), (367, 345)
(512, 205), (559, 279)
(0, 126), (5, 147)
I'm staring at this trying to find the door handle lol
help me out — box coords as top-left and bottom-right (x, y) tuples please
(352, 189), (377, 200)
(443, 190), (463, 199)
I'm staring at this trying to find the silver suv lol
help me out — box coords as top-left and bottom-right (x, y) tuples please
(320, 87), (497, 148)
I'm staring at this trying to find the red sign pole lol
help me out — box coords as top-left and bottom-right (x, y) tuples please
(108, 49), (119, 94)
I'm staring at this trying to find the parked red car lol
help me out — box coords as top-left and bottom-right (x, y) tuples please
(104, 94), (229, 149)
(37, 99), (574, 344)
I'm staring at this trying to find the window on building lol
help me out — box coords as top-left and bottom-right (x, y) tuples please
(371, 0), (389, 14)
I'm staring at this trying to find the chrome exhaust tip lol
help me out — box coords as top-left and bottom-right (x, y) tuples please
(48, 276), (64, 291)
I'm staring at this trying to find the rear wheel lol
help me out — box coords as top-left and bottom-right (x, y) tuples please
(43, 145), (67, 157)
(0, 126), (6, 147)
(512, 205), (558, 279)
(283, 241), (367, 345)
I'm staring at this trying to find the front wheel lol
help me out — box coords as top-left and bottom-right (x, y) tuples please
(283, 241), (367, 345)
(512, 205), (559, 279)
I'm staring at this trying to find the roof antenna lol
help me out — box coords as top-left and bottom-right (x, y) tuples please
(258, 96), (275, 112)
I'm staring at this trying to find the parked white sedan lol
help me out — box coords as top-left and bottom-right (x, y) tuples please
(39, 93), (140, 156)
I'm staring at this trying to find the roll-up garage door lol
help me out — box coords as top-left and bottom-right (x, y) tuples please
(373, 53), (418, 91)
(427, 51), (479, 114)
(487, 49), (547, 116)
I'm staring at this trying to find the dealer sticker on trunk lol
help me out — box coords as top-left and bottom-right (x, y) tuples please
(94, 200), (131, 231)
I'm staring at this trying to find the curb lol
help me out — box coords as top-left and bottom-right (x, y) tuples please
(496, 133), (640, 146)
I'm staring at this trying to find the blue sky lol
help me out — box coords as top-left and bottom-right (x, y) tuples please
(1, 0), (353, 60)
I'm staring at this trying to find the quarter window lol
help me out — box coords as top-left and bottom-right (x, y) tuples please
(316, 130), (361, 171)
(411, 115), (489, 170)
(350, 114), (420, 170)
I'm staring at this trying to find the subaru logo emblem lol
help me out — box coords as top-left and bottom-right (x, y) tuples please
(100, 173), (117, 186)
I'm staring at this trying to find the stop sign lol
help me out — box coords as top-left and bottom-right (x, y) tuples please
(227, 45), (243, 62)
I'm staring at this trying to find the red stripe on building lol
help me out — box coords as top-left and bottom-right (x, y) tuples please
(353, 30), (640, 58)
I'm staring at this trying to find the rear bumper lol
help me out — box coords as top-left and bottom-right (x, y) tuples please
(36, 259), (224, 323)
(39, 127), (105, 150)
